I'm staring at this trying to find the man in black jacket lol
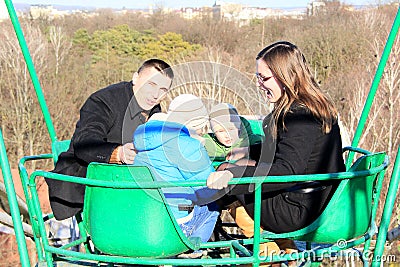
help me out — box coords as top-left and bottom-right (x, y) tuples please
(48, 58), (174, 220)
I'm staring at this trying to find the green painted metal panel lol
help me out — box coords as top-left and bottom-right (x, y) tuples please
(372, 146), (400, 266)
(247, 119), (264, 137)
(84, 163), (198, 257)
(267, 151), (387, 243)
(51, 140), (71, 165)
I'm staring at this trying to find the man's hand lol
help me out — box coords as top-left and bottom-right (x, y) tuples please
(207, 170), (233, 189)
(118, 143), (136, 164)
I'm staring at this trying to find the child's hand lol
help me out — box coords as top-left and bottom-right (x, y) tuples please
(207, 170), (233, 189)
(226, 147), (249, 160)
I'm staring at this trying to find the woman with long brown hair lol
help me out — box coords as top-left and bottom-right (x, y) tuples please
(207, 41), (346, 235)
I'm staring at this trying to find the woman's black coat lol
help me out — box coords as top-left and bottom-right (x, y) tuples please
(226, 104), (346, 233)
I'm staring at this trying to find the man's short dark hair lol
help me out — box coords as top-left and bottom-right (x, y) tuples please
(137, 58), (174, 80)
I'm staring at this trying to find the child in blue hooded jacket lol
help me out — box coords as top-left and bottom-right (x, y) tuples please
(133, 94), (220, 244)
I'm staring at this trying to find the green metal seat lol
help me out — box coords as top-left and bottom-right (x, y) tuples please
(261, 149), (387, 244)
(246, 119), (264, 137)
(84, 163), (199, 257)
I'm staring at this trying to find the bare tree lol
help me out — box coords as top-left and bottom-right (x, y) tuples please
(358, 8), (400, 158)
(48, 25), (72, 76)
(0, 22), (49, 167)
(379, 35), (400, 158)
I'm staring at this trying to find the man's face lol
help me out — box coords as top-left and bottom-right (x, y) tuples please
(133, 67), (172, 110)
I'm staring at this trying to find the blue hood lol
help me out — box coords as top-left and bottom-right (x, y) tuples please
(133, 120), (190, 151)
(133, 119), (217, 220)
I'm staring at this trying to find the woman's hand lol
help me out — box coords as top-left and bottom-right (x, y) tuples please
(207, 170), (233, 189)
(234, 158), (257, 166)
(216, 162), (237, 171)
(226, 147), (249, 161)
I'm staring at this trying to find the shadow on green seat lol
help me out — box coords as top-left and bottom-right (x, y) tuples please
(261, 149), (387, 245)
(84, 163), (200, 257)
(51, 140), (71, 165)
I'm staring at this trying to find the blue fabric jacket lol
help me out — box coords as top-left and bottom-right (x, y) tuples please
(133, 120), (216, 219)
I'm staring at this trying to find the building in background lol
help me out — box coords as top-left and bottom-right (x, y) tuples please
(0, 1), (9, 21)
(29, 4), (71, 19)
(9, 0), (374, 23)
(307, 1), (326, 16)
(212, 1), (306, 25)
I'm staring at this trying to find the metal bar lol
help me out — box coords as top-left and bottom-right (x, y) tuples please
(347, 7), (400, 167)
(372, 146), (400, 266)
(4, 0), (57, 143)
(45, 245), (255, 265)
(18, 155), (50, 261)
(28, 161), (388, 189)
(28, 175), (55, 266)
(252, 182), (262, 267)
(0, 129), (31, 267)
(0, 212), (33, 237)
(231, 240), (252, 257)
(343, 146), (372, 155)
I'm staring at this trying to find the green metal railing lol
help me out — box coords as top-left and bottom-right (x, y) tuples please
(372, 146), (400, 266)
(0, 129), (31, 267)
(19, 147), (388, 266)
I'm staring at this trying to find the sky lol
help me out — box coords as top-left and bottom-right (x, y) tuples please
(13, 0), (381, 9)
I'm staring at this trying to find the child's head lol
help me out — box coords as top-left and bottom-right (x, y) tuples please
(167, 94), (209, 137)
(209, 103), (241, 147)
